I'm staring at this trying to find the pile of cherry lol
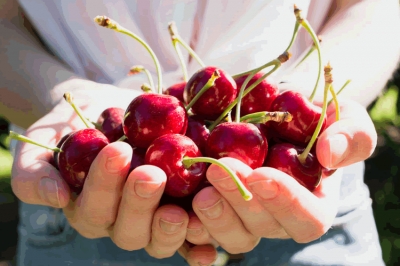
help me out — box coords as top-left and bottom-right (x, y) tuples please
(11, 6), (338, 207)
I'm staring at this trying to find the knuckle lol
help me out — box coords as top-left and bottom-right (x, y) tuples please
(113, 237), (148, 251)
(145, 246), (177, 259)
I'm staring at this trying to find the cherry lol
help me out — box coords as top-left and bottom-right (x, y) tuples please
(184, 66), (237, 120)
(233, 72), (279, 116)
(164, 81), (186, 103)
(58, 128), (109, 191)
(51, 132), (74, 169)
(123, 93), (188, 149)
(270, 90), (327, 145)
(206, 122), (268, 169)
(264, 142), (322, 191)
(129, 146), (146, 174)
(185, 115), (210, 155)
(97, 107), (125, 142)
(145, 134), (207, 198)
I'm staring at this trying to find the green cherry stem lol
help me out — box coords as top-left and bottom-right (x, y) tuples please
(328, 79), (351, 106)
(9, 131), (62, 152)
(182, 156), (253, 201)
(329, 85), (340, 121)
(185, 70), (220, 112)
(168, 22), (189, 82)
(141, 83), (153, 93)
(240, 111), (293, 124)
(168, 21), (205, 68)
(298, 63), (333, 164)
(94, 16), (163, 94)
(210, 59), (281, 131)
(294, 35), (322, 69)
(63, 92), (94, 129)
(294, 5), (322, 103)
(128, 65), (155, 91)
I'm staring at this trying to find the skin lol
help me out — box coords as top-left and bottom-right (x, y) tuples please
(2, 0), (400, 265)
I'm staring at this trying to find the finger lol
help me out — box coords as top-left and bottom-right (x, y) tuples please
(316, 98), (377, 169)
(64, 141), (132, 238)
(179, 242), (218, 266)
(246, 167), (342, 243)
(192, 186), (260, 254)
(110, 165), (166, 251)
(186, 211), (217, 246)
(11, 127), (73, 208)
(145, 204), (189, 259)
(206, 157), (288, 239)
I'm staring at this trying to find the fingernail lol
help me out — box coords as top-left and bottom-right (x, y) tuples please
(212, 176), (238, 191)
(187, 227), (203, 236)
(134, 180), (163, 198)
(327, 134), (348, 167)
(106, 154), (125, 173)
(248, 180), (278, 200)
(198, 199), (223, 219)
(38, 177), (60, 207)
(159, 219), (183, 234)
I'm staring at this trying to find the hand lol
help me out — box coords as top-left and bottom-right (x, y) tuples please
(10, 79), (190, 259)
(185, 98), (377, 254)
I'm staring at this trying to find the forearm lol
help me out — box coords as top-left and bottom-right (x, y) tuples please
(283, 0), (400, 108)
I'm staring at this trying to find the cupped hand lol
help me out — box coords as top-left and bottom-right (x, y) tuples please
(10, 80), (192, 260)
(186, 98), (377, 255)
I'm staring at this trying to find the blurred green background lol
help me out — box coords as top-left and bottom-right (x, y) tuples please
(0, 65), (400, 265)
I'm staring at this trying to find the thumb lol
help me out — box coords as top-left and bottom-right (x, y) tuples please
(316, 99), (377, 169)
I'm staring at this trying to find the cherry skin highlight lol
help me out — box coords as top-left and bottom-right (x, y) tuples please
(58, 128), (109, 192)
(145, 134), (207, 198)
(270, 90), (327, 145)
(97, 107), (125, 142)
(233, 72), (279, 116)
(264, 142), (322, 191)
(184, 66), (237, 120)
(123, 93), (188, 149)
(206, 122), (268, 169)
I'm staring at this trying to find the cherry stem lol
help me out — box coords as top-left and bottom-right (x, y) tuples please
(117, 135), (127, 142)
(168, 22), (189, 82)
(294, 5), (322, 103)
(141, 83), (153, 93)
(284, 21), (301, 53)
(298, 63), (333, 164)
(294, 35), (322, 69)
(128, 65), (155, 91)
(94, 16), (163, 94)
(168, 21), (205, 68)
(182, 156), (253, 201)
(240, 111), (293, 124)
(185, 70), (220, 112)
(328, 79), (351, 105)
(329, 85), (340, 121)
(9, 131), (62, 152)
(63, 92), (94, 129)
(210, 60), (281, 131)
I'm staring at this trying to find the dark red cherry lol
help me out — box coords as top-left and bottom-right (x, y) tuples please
(206, 122), (268, 169)
(123, 93), (188, 149)
(145, 134), (207, 198)
(183, 66), (237, 120)
(129, 147), (146, 174)
(270, 90), (327, 145)
(264, 142), (322, 191)
(58, 128), (109, 191)
(164, 81), (186, 103)
(185, 115), (210, 155)
(51, 132), (74, 169)
(97, 107), (125, 142)
(233, 72), (279, 116)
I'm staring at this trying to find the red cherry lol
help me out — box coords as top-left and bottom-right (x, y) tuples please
(145, 134), (207, 198)
(206, 122), (268, 169)
(264, 142), (322, 191)
(184, 66), (237, 120)
(58, 128), (109, 191)
(164, 81), (186, 103)
(185, 115), (210, 155)
(233, 72), (279, 116)
(51, 132), (74, 169)
(123, 93), (188, 149)
(270, 90), (327, 145)
(97, 107), (125, 142)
